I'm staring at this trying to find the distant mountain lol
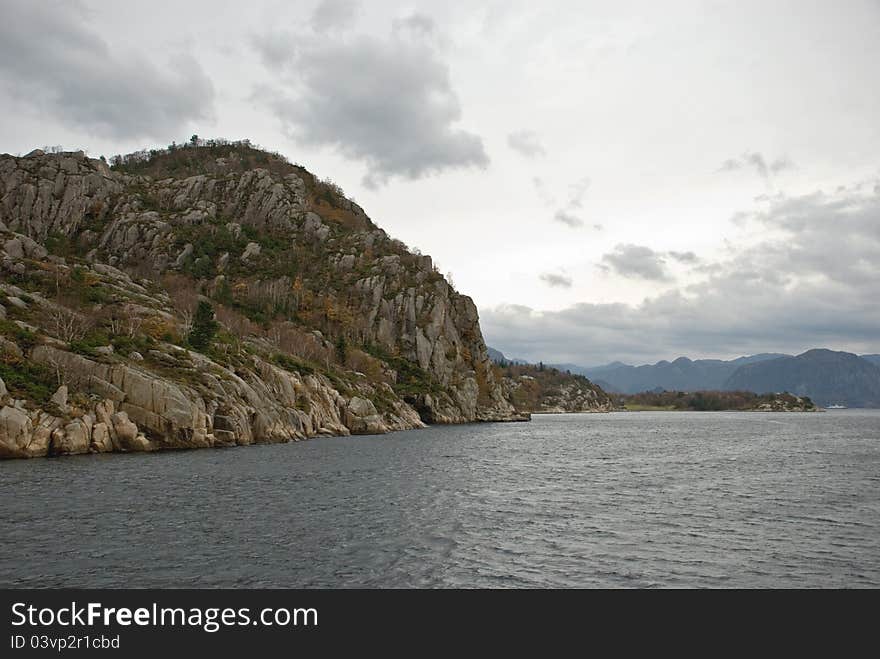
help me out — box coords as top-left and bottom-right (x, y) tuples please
(591, 379), (619, 393)
(861, 354), (880, 367)
(487, 346), (528, 365)
(724, 349), (880, 407)
(576, 354), (789, 394)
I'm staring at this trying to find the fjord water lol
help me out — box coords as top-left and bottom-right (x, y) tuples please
(2, 411), (878, 588)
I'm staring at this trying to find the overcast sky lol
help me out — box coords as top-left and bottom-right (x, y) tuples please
(2, 0), (878, 365)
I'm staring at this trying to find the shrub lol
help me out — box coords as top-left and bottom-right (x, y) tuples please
(0, 355), (57, 405)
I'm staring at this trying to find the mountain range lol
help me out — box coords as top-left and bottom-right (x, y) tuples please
(490, 347), (880, 407)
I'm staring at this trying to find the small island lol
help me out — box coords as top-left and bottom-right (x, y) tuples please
(617, 390), (818, 412)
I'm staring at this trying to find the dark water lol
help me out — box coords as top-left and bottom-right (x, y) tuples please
(2, 410), (879, 588)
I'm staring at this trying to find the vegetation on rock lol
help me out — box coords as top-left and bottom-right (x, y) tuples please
(0, 140), (520, 459)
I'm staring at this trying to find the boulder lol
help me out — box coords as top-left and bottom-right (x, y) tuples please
(50, 384), (68, 410)
(90, 422), (113, 452)
(0, 406), (34, 458)
(51, 418), (90, 455)
(241, 241), (261, 262)
(3, 238), (23, 260)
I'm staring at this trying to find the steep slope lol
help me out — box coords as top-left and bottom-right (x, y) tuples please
(724, 349), (880, 407)
(0, 142), (518, 458)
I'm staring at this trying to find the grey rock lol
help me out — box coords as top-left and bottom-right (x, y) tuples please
(3, 239), (24, 260)
(241, 241), (261, 262)
(50, 385), (68, 410)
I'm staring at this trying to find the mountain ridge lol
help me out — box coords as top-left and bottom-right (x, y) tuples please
(490, 347), (880, 406)
(723, 348), (880, 407)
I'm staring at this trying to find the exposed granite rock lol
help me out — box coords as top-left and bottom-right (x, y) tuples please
(0, 145), (525, 460)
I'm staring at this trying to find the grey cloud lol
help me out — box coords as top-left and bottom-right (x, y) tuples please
(553, 210), (584, 228)
(255, 24), (488, 187)
(567, 177), (591, 208)
(482, 183), (880, 365)
(311, 0), (360, 33)
(392, 13), (436, 37)
(718, 151), (795, 181)
(539, 273), (573, 288)
(507, 130), (546, 158)
(600, 244), (670, 281)
(769, 156), (794, 174)
(667, 250), (699, 264)
(533, 177), (556, 206)
(540, 176), (595, 228)
(0, 0), (214, 141)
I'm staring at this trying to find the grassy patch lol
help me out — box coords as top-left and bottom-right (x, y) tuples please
(271, 353), (316, 376)
(623, 404), (677, 411)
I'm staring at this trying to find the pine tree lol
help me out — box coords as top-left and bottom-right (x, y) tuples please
(188, 300), (219, 351)
(335, 334), (348, 365)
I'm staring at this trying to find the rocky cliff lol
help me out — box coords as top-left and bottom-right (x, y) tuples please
(498, 363), (614, 413)
(0, 142), (520, 459)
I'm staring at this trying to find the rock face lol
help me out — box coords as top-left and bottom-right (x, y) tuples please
(0, 143), (521, 459)
(500, 365), (614, 414)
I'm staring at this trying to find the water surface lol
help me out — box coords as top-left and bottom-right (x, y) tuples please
(2, 410), (878, 588)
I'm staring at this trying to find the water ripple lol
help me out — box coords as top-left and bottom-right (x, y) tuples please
(1, 410), (879, 588)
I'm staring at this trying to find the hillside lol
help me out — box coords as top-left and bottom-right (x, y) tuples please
(0, 141), (521, 459)
(499, 363), (613, 413)
(489, 347), (613, 413)
(723, 349), (880, 407)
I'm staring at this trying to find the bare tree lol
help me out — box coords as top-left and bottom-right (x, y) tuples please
(51, 307), (92, 343)
(163, 274), (200, 336)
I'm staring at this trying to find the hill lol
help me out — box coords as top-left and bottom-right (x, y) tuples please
(488, 347), (612, 412)
(723, 349), (880, 407)
(0, 141), (521, 458)
(499, 363), (613, 413)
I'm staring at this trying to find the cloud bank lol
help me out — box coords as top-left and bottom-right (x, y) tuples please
(253, 12), (488, 187)
(0, 0), (214, 141)
(483, 181), (880, 365)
